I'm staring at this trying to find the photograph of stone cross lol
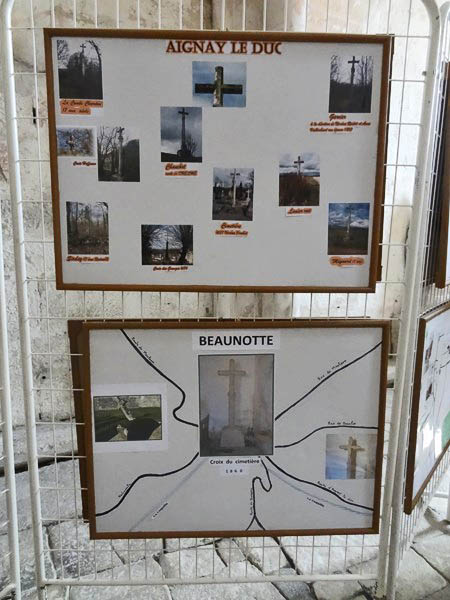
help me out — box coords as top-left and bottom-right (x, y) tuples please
(193, 61), (246, 107)
(57, 38), (103, 100)
(329, 54), (373, 113)
(160, 106), (202, 162)
(198, 354), (274, 457)
(279, 152), (320, 206)
(212, 167), (254, 221)
(326, 432), (377, 479)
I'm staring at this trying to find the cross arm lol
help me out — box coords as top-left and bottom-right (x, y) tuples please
(195, 83), (216, 93)
(222, 84), (243, 94)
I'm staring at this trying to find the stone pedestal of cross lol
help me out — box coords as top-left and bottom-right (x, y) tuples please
(218, 358), (247, 449)
(195, 66), (243, 107)
(294, 155), (304, 176)
(339, 436), (365, 479)
(348, 56), (360, 87)
(178, 107), (189, 156)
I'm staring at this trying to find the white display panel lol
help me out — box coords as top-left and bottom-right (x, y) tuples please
(74, 321), (389, 538)
(45, 30), (392, 292)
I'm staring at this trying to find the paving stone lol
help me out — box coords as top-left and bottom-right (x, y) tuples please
(164, 537), (215, 552)
(47, 520), (122, 578)
(0, 461), (83, 531)
(270, 567), (316, 600)
(112, 538), (164, 563)
(216, 539), (246, 564)
(313, 579), (366, 600)
(412, 508), (450, 542)
(425, 585), (450, 599)
(22, 585), (70, 599)
(0, 423), (78, 468)
(234, 537), (290, 574)
(0, 527), (55, 592)
(413, 534), (450, 580)
(159, 544), (221, 578)
(68, 560), (170, 600)
(169, 561), (285, 600)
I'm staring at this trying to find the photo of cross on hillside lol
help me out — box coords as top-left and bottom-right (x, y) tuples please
(57, 38), (103, 100)
(141, 225), (193, 266)
(329, 55), (373, 113)
(94, 395), (162, 442)
(279, 152), (320, 206)
(328, 203), (370, 255)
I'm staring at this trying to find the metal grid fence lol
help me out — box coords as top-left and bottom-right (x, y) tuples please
(0, 0), (448, 599)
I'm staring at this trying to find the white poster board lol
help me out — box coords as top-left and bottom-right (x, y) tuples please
(45, 30), (392, 292)
(405, 303), (450, 512)
(75, 320), (389, 538)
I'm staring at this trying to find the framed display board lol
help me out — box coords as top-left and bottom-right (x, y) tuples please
(70, 319), (389, 538)
(405, 303), (450, 513)
(434, 65), (450, 288)
(45, 29), (392, 293)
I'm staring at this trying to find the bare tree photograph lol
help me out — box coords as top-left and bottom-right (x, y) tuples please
(160, 106), (202, 162)
(66, 201), (109, 255)
(199, 354), (274, 457)
(57, 127), (95, 157)
(57, 38), (103, 100)
(212, 167), (254, 221)
(141, 225), (193, 265)
(329, 55), (373, 113)
(279, 152), (320, 206)
(97, 126), (140, 182)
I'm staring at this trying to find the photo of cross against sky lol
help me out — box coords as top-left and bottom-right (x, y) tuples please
(192, 61), (247, 107)
(329, 55), (373, 113)
(325, 433), (377, 480)
(160, 106), (202, 162)
(279, 152), (320, 207)
(57, 38), (103, 100)
(328, 202), (370, 255)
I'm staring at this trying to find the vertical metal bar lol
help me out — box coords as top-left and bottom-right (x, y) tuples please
(0, 0), (46, 597)
(385, 2), (442, 598)
(0, 173), (21, 600)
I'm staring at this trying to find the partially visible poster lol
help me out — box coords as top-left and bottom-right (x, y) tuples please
(405, 303), (450, 513)
(71, 320), (389, 538)
(45, 30), (392, 292)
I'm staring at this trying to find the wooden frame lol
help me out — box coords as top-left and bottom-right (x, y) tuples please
(404, 302), (450, 514)
(69, 318), (389, 539)
(45, 28), (393, 293)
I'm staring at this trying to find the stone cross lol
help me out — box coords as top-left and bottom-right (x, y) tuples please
(195, 66), (243, 107)
(80, 42), (87, 77)
(345, 205), (352, 239)
(339, 436), (365, 479)
(68, 134), (75, 154)
(164, 232), (170, 263)
(231, 169), (240, 207)
(294, 155), (304, 175)
(117, 127), (124, 178)
(218, 358), (246, 425)
(348, 56), (360, 86)
(178, 107), (189, 155)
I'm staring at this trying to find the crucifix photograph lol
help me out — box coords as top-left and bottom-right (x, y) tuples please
(329, 54), (373, 113)
(199, 353), (274, 457)
(192, 61), (246, 108)
(56, 38), (103, 100)
(326, 432), (377, 479)
(160, 105), (203, 162)
(279, 152), (320, 207)
(212, 167), (254, 221)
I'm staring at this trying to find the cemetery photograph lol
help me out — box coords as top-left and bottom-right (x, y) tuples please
(56, 127), (95, 156)
(212, 167), (254, 220)
(325, 433), (377, 479)
(279, 152), (320, 206)
(328, 202), (370, 255)
(329, 55), (373, 113)
(93, 395), (162, 442)
(141, 224), (194, 265)
(97, 126), (140, 182)
(66, 201), (109, 255)
(192, 61), (246, 107)
(198, 354), (274, 457)
(57, 38), (103, 100)
(160, 106), (202, 162)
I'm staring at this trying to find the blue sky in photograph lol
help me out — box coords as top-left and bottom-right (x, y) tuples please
(279, 152), (320, 176)
(329, 203), (370, 229)
(192, 61), (246, 107)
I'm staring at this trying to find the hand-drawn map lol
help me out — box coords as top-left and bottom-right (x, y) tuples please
(78, 321), (388, 537)
(405, 304), (450, 512)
